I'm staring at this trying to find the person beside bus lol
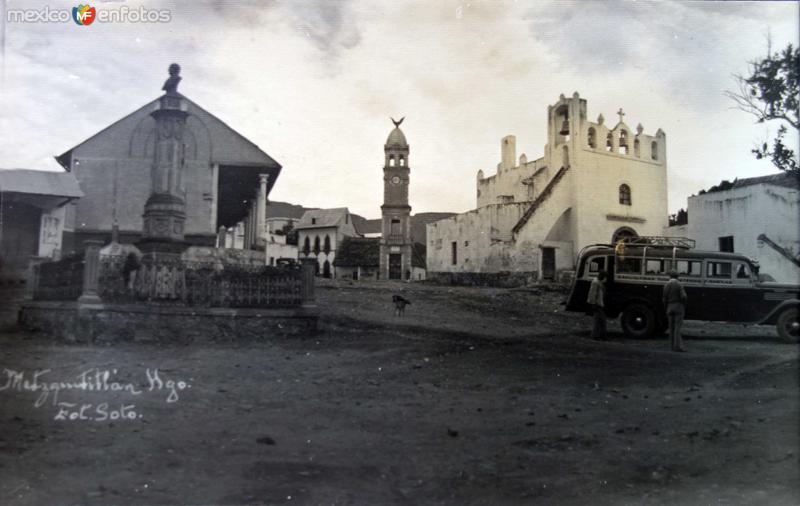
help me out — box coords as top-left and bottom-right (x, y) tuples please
(587, 271), (608, 340)
(663, 271), (688, 352)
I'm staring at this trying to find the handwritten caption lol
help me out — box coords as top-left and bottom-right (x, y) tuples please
(0, 368), (191, 422)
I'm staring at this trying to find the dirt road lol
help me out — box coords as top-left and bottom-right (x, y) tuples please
(0, 282), (797, 505)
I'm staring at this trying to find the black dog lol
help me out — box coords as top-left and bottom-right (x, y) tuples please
(392, 295), (411, 316)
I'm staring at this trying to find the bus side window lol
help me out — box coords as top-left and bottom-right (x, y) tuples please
(675, 260), (702, 277)
(646, 259), (669, 275)
(616, 257), (642, 274)
(585, 256), (605, 277)
(707, 261), (732, 278)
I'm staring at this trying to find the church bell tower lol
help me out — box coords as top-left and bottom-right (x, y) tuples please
(380, 117), (413, 280)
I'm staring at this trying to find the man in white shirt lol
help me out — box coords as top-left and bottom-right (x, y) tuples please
(586, 271), (607, 340)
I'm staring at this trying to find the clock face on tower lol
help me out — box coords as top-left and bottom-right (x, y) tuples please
(391, 175), (401, 185)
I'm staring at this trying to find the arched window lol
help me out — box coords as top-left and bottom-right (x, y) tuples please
(313, 236), (320, 255)
(303, 236), (310, 255)
(389, 156), (395, 167)
(634, 138), (640, 157)
(399, 156), (405, 166)
(619, 184), (632, 206)
(323, 235), (331, 254)
(612, 227), (638, 244)
(651, 141), (658, 160)
(606, 133), (613, 152)
(587, 127), (596, 149)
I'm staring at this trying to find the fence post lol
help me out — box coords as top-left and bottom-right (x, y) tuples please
(78, 240), (104, 304)
(300, 258), (316, 307)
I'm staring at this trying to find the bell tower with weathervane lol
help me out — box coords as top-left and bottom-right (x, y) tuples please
(380, 117), (413, 280)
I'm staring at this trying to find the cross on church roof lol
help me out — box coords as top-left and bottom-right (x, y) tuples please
(616, 108), (625, 124)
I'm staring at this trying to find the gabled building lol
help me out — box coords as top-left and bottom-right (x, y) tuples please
(296, 207), (358, 277)
(427, 93), (668, 284)
(55, 67), (282, 252)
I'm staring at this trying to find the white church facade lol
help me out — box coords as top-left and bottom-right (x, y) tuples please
(427, 93), (668, 283)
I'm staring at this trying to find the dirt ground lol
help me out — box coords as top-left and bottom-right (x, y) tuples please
(0, 281), (797, 506)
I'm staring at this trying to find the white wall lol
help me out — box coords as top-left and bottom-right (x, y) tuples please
(685, 183), (800, 283)
(38, 205), (67, 259)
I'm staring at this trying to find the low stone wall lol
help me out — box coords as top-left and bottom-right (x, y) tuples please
(18, 301), (318, 344)
(426, 271), (538, 288)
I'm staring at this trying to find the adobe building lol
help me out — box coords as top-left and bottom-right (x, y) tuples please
(666, 172), (800, 284)
(0, 169), (83, 280)
(56, 65), (282, 252)
(296, 207), (358, 277)
(427, 92), (668, 284)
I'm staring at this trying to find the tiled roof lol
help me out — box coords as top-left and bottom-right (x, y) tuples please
(295, 207), (350, 230)
(0, 169), (83, 198)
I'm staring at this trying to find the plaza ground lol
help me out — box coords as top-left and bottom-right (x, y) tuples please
(0, 281), (797, 505)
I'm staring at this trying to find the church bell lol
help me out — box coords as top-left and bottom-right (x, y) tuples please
(619, 135), (628, 148)
(559, 119), (569, 136)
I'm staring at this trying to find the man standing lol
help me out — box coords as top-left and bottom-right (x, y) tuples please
(663, 271), (688, 352)
(586, 271), (607, 340)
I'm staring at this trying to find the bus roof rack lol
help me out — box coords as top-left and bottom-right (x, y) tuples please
(617, 236), (696, 249)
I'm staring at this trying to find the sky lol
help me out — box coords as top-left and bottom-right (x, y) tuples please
(0, 0), (797, 219)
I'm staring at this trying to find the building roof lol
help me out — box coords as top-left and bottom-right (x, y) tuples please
(353, 216), (381, 235)
(295, 207), (351, 230)
(333, 237), (380, 267)
(386, 127), (408, 148)
(0, 169), (83, 198)
(733, 172), (800, 190)
(700, 172), (800, 194)
(55, 93), (280, 173)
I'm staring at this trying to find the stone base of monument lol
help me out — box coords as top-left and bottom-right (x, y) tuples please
(18, 301), (319, 344)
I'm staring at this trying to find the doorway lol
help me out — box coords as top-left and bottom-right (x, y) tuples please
(389, 254), (402, 280)
(541, 247), (556, 281)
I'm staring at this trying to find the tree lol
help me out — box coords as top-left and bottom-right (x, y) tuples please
(725, 43), (799, 175)
(668, 208), (688, 227)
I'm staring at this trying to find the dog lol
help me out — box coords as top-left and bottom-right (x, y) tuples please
(392, 295), (411, 316)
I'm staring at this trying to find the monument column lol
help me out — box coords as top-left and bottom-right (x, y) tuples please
(140, 63), (188, 254)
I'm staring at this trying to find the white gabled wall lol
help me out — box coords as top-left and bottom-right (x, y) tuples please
(682, 183), (800, 283)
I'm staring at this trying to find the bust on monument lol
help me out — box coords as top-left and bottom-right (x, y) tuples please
(162, 63), (182, 95)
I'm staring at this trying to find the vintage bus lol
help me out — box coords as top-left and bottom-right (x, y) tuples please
(565, 237), (800, 342)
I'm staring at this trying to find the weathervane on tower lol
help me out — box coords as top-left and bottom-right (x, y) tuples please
(391, 116), (405, 128)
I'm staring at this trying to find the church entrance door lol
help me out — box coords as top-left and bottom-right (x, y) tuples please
(389, 254), (402, 280)
(542, 247), (556, 280)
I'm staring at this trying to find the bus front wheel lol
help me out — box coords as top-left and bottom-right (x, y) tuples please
(621, 303), (656, 339)
(776, 308), (799, 343)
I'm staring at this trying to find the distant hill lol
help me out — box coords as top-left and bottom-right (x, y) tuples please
(266, 201), (316, 220)
(352, 212), (456, 244)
